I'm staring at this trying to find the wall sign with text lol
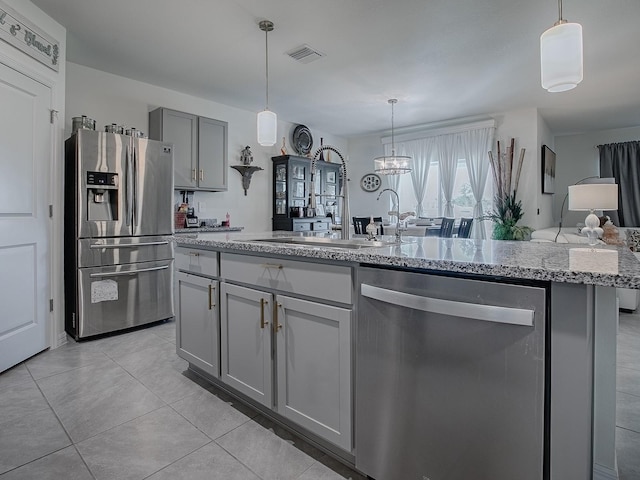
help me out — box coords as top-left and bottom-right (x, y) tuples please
(0, 1), (59, 72)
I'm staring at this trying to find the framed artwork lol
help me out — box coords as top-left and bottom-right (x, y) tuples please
(542, 145), (556, 194)
(326, 184), (336, 196)
(316, 204), (326, 216)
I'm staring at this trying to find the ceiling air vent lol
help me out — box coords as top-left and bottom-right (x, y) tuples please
(286, 44), (325, 64)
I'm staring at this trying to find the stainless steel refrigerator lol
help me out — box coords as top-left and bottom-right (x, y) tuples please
(64, 129), (175, 340)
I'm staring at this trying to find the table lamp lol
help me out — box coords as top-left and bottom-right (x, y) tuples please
(568, 183), (618, 246)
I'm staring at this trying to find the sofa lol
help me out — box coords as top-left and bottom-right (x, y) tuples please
(531, 227), (640, 311)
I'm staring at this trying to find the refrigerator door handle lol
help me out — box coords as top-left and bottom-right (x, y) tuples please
(132, 143), (137, 229)
(90, 241), (169, 249)
(89, 265), (169, 278)
(360, 283), (534, 327)
(125, 144), (133, 227)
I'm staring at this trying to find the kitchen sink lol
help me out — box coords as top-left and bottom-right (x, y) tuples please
(246, 237), (397, 249)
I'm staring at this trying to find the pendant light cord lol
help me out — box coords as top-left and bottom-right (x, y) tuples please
(265, 26), (269, 110)
(558, 0), (563, 22)
(389, 99), (397, 156)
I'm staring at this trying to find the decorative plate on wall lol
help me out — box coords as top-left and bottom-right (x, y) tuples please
(292, 124), (313, 156)
(360, 173), (382, 192)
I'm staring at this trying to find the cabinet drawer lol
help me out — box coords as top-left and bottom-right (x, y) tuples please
(175, 247), (219, 277)
(292, 222), (311, 232)
(221, 253), (352, 304)
(312, 221), (330, 232)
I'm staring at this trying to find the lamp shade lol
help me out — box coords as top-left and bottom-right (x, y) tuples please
(374, 154), (413, 175)
(257, 109), (277, 146)
(568, 184), (618, 211)
(540, 22), (583, 92)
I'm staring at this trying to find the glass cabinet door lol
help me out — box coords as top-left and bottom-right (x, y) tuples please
(275, 164), (287, 215)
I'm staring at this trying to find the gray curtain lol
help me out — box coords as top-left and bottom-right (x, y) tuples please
(599, 141), (640, 226)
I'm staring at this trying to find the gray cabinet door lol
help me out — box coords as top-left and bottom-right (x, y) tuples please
(220, 283), (272, 407)
(150, 108), (197, 190)
(275, 295), (352, 451)
(198, 116), (228, 191)
(176, 272), (219, 377)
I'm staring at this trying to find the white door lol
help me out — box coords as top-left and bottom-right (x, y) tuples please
(0, 62), (52, 373)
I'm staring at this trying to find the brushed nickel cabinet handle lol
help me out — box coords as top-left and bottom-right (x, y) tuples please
(274, 302), (283, 332)
(260, 298), (269, 328)
(199, 169), (204, 181)
(192, 168), (196, 181)
(206, 284), (216, 309)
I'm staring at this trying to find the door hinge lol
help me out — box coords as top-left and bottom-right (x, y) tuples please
(49, 298), (53, 312)
(72, 313), (76, 328)
(49, 204), (53, 218)
(50, 109), (58, 124)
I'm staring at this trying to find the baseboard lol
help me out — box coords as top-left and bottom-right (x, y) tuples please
(594, 462), (618, 480)
(56, 331), (68, 348)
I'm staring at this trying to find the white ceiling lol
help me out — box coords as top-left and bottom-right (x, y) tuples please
(30, 0), (640, 138)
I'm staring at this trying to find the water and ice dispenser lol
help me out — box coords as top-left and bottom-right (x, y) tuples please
(86, 171), (119, 221)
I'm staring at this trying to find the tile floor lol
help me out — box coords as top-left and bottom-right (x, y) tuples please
(0, 320), (365, 480)
(1, 313), (639, 479)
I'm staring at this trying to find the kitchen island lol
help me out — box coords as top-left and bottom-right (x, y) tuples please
(173, 231), (640, 480)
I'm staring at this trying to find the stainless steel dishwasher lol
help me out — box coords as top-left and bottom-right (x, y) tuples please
(356, 266), (548, 480)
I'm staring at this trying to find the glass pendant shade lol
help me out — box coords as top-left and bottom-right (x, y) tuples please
(374, 153), (413, 175)
(257, 109), (277, 146)
(540, 22), (583, 92)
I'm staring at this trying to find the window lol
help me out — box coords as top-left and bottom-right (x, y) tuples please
(395, 157), (493, 236)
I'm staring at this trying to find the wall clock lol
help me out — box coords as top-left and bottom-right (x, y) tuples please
(360, 173), (382, 192)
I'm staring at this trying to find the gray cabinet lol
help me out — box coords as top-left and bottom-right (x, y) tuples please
(174, 247), (220, 378)
(276, 295), (352, 451)
(175, 272), (219, 377)
(149, 107), (228, 191)
(219, 252), (353, 451)
(220, 282), (272, 407)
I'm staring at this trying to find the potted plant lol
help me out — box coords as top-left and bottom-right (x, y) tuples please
(484, 139), (533, 241)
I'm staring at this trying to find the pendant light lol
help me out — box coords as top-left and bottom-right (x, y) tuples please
(257, 20), (277, 146)
(374, 99), (412, 175)
(540, 0), (583, 93)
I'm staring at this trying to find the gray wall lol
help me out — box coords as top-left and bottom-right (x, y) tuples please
(554, 125), (640, 228)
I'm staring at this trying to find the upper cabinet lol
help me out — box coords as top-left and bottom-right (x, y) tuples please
(149, 107), (228, 191)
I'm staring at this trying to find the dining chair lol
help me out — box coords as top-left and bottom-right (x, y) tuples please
(352, 216), (384, 235)
(456, 217), (474, 238)
(438, 217), (455, 238)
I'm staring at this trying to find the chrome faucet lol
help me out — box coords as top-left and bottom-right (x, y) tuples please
(310, 146), (350, 240)
(377, 188), (402, 242)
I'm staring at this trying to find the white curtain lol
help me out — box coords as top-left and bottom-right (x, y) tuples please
(404, 137), (436, 217)
(436, 134), (458, 217)
(460, 127), (494, 238)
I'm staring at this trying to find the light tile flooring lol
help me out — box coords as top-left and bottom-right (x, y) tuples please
(1, 314), (639, 479)
(0, 321), (364, 480)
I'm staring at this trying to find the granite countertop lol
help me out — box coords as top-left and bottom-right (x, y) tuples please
(174, 226), (244, 234)
(173, 231), (640, 288)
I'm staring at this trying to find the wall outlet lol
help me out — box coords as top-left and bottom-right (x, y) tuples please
(198, 201), (206, 212)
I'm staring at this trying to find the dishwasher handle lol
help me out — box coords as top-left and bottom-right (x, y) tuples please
(361, 283), (534, 327)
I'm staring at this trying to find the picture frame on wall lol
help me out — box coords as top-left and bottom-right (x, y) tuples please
(542, 145), (556, 194)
